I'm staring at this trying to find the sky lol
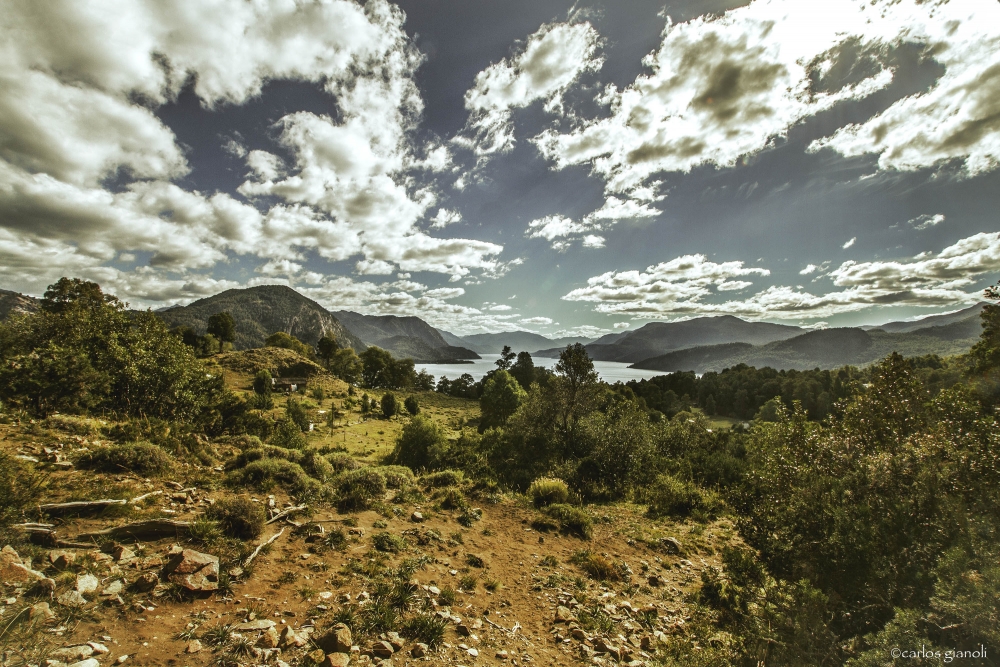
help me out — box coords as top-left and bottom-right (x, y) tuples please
(1, 0), (999, 338)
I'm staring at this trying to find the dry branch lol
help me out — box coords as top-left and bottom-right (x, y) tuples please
(39, 499), (127, 514)
(243, 528), (285, 568)
(266, 505), (307, 524)
(78, 519), (191, 541)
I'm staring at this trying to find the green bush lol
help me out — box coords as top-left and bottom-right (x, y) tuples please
(401, 613), (446, 648)
(381, 392), (399, 419)
(372, 531), (407, 553)
(225, 457), (319, 498)
(391, 415), (446, 471)
(421, 469), (464, 488)
(0, 452), (44, 528)
(404, 396), (420, 415)
(545, 504), (593, 539)
(326, 452), (359, 473)
(76, 441), (172, 475)
(375, 465), (415, 489)
(206, 496), (266, 539)
(529, 477), (569, 507)
(334, 467), (387, 511)
(646, 473), (724, 520)
(300, 450), (334, 481)
(269, 418), (307, 449)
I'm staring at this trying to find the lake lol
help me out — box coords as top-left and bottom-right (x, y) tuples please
(414, 353), (669, 384)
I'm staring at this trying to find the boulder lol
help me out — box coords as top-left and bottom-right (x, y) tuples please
(316, 623), (352, 654)
(371, 641), (394, 658)
(259, 626), (280, 649)
(76, 574), (99, 594)
(410, 511), (424, 522)
(554, 606), (575, 623)
(50, 646), (93, 662)
(57, 590), (88, 608)
(322, 654), (350, 667)
(280, 626), (308, 649)
(661, 537), (682, 554)
(48, 550), (77, 569)
(1, 546), (47, 583)
(411, 643), (428, 658)
(165, 549), (219, 592)
(133, 572), (158, 592)
(185, 640), (203, 654)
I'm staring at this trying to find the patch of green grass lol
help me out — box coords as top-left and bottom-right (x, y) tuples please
(402, 613), (447, 648)
(371, 531), (407, 553)
(529, 477), (569, 507)
(437, 586), (457, 606)
(76, 441), (172, 475)
(205, 496), (266, 539)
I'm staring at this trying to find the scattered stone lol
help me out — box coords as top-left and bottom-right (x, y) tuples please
(115, 656), (129, 664)
(661, 537), (682, 554)
(67, 659), (99, 667)
(87, 642), (110, 655)
(467, 647), (479, 657)
(496, 650), (509, 659)
(234, 619), (277, 631)
(648, 575), (664, 587)
(30, 602), (55, 621)
(385, 632), (404, 651)
(554, 606), (575, 623)
(1, 546), (47, 583)
(259, 626), (280, 649)
(50, 646), (93, 662)
(111, 545), (136, 562)
(133, 572), (158, 592)
(410, 511), (424, 522)
(48, 550), (77, 569)
(76, 574), (99, 594)
(571, 628), (587, 641)
(101, 580), (123, 596)
(317, 623), (352, 654)
(165, 549), (219, 592)
(456, 623), (471, 636)
(185, 640), (203, 654)
(308, 649), (326, 664)
(280, 626), (308, 648)
(371, 641), (394, 658)
(322, 654), (350, 667)
(411, 643), (428, 658)
(57, 590), (88, 608)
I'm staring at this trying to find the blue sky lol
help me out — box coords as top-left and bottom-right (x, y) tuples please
(1, 0), (999, 336)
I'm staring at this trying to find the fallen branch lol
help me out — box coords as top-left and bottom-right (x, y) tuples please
(130, 490), (163, 504)
(243, 528), (285, 568)
(16, 525), (95, 549)
(266, 505), (307, 525)
(78, 519), (191, 541)
(39, 499), (127, 515)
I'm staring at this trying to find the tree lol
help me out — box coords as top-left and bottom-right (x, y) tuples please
(496, 345), (516, 370)
(286, 398), (310, 432)
(510, 351), (536, 389)
(479, 369), (527, 430)
(381, 392), (399, 419)
(415, 369), (435, 391)
(206, 311), (236, 344)
(252, 370), (274, 409)
(969, 279), (1000, 377)
(391, 415), (447, 470)
(265, 331), (314, 358)
(317, 335), (340, 368)
(360, 346), (394, 388)
(330, 348), (362, 384)
(404, 395), (420, 415)
(553, 343), (600, 438)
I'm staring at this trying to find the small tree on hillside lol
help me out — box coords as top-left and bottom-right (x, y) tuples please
(317, 335), (340, 368)
(404, 395), (420, 415)
(206, 311), (236, 344)
(381, 392), (399, 419)
(496, 345), (516, 370)
(480, 369), (527, 431)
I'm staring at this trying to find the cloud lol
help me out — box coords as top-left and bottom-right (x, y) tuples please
(520, 316), (555, 325)
(564, 232), (1000, 320)
(613, 322), (631, 329)
(458, 21), (603, 157)
(430, 208), (462, 229)
(582, 235), (606, 249)
(908, 213), (945, 231)
(843, 237), (856, 249)
(800, 264), (819, 275)
(524, 194), (661, 247)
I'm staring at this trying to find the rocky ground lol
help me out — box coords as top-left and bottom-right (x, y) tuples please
(0, 418), (736, 667)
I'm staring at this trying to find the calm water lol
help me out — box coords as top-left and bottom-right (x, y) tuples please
(414, 353), (667, 384)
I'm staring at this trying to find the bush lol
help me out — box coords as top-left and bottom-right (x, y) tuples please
(286, 398), (310, 432)
(334, 467), (387, 511)
(545, 503), (593, 539)
(0, 452), (44, 528)
(646, 473), (724, 520)
(529, 477), (569, 507)
(225, 458), (319, 498)
(404, 396), (420, 415)
(381, 392), (399, 419)
(571, 550), (621, 581)
(206, 496), (266, 539)
(372, 531), (407, 553)
(421, 469), (464, 488)
(326, 452), (359, 473)
(375, 465), (415, 489)
(391, 415), (446, 471)
(401, 613), (446, 648)
(43, 414), (102, 436)
(300, 450), (335, 481)
(76, 441), (172, 475)
(269, 418), (307, 449)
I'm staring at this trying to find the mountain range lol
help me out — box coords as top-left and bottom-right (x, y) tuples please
(0, 285), (988, 372)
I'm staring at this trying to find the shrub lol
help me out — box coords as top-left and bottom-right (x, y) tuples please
(44, 414), (101, 436)
(646, 473), (724, 520)
(376, 465), (415, 489)
(381, 392), (399, 419)
(285, 399), (310, 432)
(0, 452), (45, 527)
(300, 450), (334, 481)
(334, 467), (387, 511)
(188, 517), (222, 544)
(372, 531), (407, 553)
(529, 477), (569, 507)
(225, 458), (319, 498)
(206, 496), (266, 539)
(324, 527), (348, 551)
(76, 441), (172, 475)
(421, 469), (464, 488)
(269, 418), (307, 449)
(571, 550), (621, 581)
(326, 452), (359, 473)
(391, 416), (446, 471)
(404, 396), (420, 415)
(545, 504), (593, 539)
(439, 487), (467, 510)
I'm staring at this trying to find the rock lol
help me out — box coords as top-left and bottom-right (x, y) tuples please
(640, 635), (653, 651)
(133, 572), (158, 592)
(571, 627), (587, 641)
(555, 606), (575, 623)
(280, 626), (308, 648)
(322, 654), (350, 667)
(648, 574), (664, 587)
(48, 550), (77, 569)
(101, 580), (123, 596)
(1, 545), (47, 583)
(593, 637), (621, 660)
(495, 650), (509, 659)
(308, 649), (326, 664)
(661, 537), (682, 554)
(87, 643), (110, 655)
(67, 659), (100, 667)
(385, 632), (404, 651)
(76, 574), (99, 594)
(234, 619), (277, 631)
(317, 623), (352, 654)
(30, 602), (55, 621)
(456, 623), (471, 636)
(411, 643), (428, 658)
(111, 545), (136, 562)
(165, 549), (219, 592)
(259, 626), (280, 648)
(372, 641), (394, 658)
(57, 590), (88, 608)
(50, 646), (93, 662)
(467, 647), (479, 657)
(115, 656), (129, 664)
(185, 640), (203, 654)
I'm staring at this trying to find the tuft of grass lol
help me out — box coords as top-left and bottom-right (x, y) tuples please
(544, 503), (592, 539)
(540, 555), (558, 568)
(401, 613), (446, 648)
(76, 441), (171, 475)
(458, 574), (478, 591)
(437, 586), (457, 606)
(465, 553), (485, 568)
(371, 531), (407, 553)
(188, 517), (222, 545)
(324, 527), (348, 551)
(334, 468), (387, 511)
(483, 577), (503, 593)
(277, 571), (297, 586)
(201, 623), (234, 647)
(570, 550), (621, 581)
(205, 496), (266, 539)
(421, 470), (464, 488)
(529, 477), (569, 507)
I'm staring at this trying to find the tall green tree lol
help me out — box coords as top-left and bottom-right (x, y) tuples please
(206, 311), (236, 343)
(317, 334), (340, 368)
(479, 369), (527, 430)
(510, 351), (536, 389)
(496, 345), (515, 370)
